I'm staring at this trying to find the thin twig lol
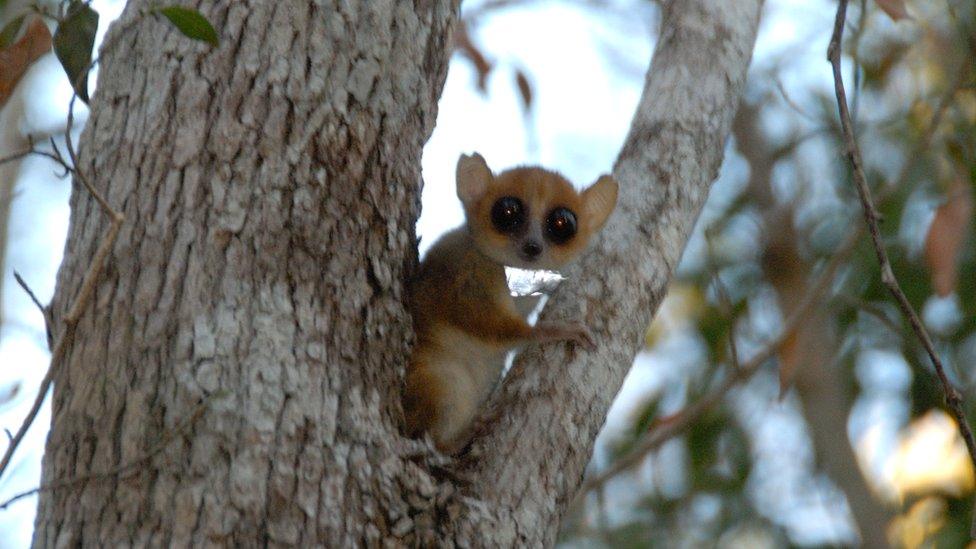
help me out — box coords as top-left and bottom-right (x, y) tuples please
(570, 229), (857, 506)
(65, 94), (119, 219)
(828, 0), (976, 536)
(46, 137), (72, 178)
(13, 272), (53, 346)
(0, 134), (76, 179)
(0, 89), (125, 482)
(0, 398), (211, 510)
(0, 366), (54, 481)
(0, 147), (69, 172)
(12, 272), (45, 319)
(0, 195), (123, 482)
(0, 9), (149, 488)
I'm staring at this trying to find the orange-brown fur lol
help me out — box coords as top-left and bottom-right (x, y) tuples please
(403, 153), (618, 453)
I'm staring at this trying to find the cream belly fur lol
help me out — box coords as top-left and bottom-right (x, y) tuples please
(424, 324), (507, 449)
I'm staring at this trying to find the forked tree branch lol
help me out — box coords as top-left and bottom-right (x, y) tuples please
(828, 0), (976, 536)
(450, 2), (763, 543)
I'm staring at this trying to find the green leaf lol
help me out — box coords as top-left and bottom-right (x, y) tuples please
(155, 6), (218, 46)
(630, 397), (661, 438)
(0, 14), (26, 49)
(53, 0), (98, 104)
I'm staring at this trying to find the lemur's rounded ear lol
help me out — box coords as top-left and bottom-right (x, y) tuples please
(456, 153), (493, 205)
(581, 175), (619, 229)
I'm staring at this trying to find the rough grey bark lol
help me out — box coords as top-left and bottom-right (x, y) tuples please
(35, 0), (458, 545)
(33, 0), (760, 546)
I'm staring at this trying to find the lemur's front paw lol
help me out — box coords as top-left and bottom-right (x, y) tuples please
(535, 321), (596, 350)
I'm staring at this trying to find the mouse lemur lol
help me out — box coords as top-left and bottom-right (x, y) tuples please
(403, 152), (618, 453)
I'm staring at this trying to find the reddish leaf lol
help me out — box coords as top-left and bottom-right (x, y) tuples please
(452, 22), (492, 93)
(514, 68), (533, 112)
(0, 16), (52, 108)
(876, 0), (910, 21)
(925, 183), (974, 297)
(647, 411), (682, 431)
(777, 330), (800, 399)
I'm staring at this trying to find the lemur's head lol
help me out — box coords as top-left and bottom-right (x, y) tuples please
(456, 152), (618, 270)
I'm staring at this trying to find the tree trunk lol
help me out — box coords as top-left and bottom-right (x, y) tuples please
(33, 0), (760, 546)
(35, 1), (458, 545)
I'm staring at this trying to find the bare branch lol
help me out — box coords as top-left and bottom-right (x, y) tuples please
(0, 88), (125, 482)
(0, 146), (70, 173)
(828, 0), (976, 536)
(12, 271), (45, 317)
(0, 361), (54, 481)
(572, 228), (858, 503)
(13, 271), (53, 345)
(46, 137), (72, 178)
(65, 94), (120, 221)
(0, 397), (212, 510)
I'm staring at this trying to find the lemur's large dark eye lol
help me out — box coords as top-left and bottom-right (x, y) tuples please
(491, 196), (525, 233)
(545, 207), (577, 244)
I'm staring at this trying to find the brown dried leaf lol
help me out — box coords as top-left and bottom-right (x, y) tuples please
(646, 411), (681, 432)
(514, 68), (532, 112)
(925, 182), (974, 297)
(452, 22), (492, 93)
(876, 0), (910, 21)
(0, 17), (52, 108)
(777, 330), (799, 399)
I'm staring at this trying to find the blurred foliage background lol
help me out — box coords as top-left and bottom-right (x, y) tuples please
(1, 0), (975, 547)
(455, 0), (976, 546)
(551, 0), (972, 546)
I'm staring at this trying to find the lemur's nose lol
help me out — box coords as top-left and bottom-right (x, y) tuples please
(522, 241), (542, 258)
